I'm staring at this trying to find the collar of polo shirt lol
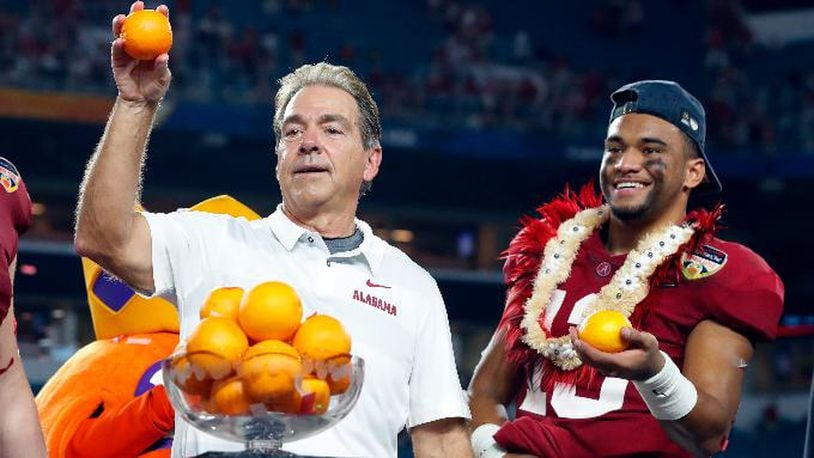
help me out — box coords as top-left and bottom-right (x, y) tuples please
(267, 204), (385, 275)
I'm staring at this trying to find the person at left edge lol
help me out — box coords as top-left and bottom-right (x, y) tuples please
(0, 155), (47, 457)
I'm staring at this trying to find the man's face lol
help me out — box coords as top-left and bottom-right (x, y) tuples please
(599, 113), (702, 221)
(275, 85), (381, 213)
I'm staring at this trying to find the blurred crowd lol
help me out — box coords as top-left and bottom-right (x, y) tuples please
(1, 0), (813, 152)
(703, 0), (814, 153)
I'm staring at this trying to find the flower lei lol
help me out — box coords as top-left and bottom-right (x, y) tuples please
(519, 205), (695, 370)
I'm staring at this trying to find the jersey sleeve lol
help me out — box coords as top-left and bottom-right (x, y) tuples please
(407, 278), (470, 427)
(11, 179), (32, 236)
(0, 157), (32, 325)
(702, 241), (784, 342)
(0, 156), (33, 238)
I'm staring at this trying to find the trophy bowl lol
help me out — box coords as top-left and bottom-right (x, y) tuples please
(162, 352), (365, 457)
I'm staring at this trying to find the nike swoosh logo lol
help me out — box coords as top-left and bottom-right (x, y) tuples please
(366, 279), (391, 289)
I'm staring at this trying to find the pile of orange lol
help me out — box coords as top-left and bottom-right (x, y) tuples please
(172, 281), (352, 416)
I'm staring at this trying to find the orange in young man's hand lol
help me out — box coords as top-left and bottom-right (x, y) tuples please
(578, 310), (632, 353)
(120, 9), (173, 60)
(238, 281), (303, 342)
(200, 286), (244, 321)
(292, 314), (351, 362)
(207, 376), (252, 416)
(240, 340), (303, 404)
(186, 317), (249, 379)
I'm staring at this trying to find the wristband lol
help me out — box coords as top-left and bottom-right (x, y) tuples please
(633, 350), (698, 420)
(471, 423), (507, 458)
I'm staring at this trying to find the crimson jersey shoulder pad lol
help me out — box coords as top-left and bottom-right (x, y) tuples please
(695, 238), (784, 341)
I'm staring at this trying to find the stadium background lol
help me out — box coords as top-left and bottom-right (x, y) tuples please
(1, 0), (812, 456)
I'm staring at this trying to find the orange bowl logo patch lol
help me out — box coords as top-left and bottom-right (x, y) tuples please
(681, 245), (727, 280)
(0, 157), (20, 193)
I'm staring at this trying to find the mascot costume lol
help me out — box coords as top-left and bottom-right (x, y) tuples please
(36, 196), (260, 457)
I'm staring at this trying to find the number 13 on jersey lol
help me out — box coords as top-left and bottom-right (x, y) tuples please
(518, 290), (629, 419)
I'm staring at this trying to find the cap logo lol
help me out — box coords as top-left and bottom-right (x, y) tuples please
(680, 110), (699, 131)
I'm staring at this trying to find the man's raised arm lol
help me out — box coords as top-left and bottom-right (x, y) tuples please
(74, 1), (172, 293)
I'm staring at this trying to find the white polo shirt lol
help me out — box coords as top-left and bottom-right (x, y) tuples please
(141, 206), (470, 457)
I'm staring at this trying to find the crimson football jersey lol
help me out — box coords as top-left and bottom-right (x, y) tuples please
(0, 156), (32, 326)
(495, 230), (784, 457)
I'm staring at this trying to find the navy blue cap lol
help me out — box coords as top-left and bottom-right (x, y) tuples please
(610, 80), (722, 194)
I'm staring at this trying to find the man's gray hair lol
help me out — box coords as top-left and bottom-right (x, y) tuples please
(273, 62), (382, 151)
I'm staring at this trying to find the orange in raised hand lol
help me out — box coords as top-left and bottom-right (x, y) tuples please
(578, 310), (632, 353)
(120, 9), (172, 60)
(238, 282), (303, 342)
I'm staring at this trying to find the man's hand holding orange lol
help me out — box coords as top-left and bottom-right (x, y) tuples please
(111, 1), (172, 104)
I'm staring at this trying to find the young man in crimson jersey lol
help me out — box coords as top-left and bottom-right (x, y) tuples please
(468, 81), (784, 457)
(0, 156), (47, 457)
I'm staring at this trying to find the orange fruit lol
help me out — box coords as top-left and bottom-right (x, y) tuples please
(200, 286), (244, 321)
(172, 355), (213, 396)
(578, 310), (632, 353)
(239, 340), (303, 404)
(186, 317), (249, 379)
(299, 378), (331, 414)
(120, 9), (173, 60)
(324, 354), (351, 395)
(293, 314), (351, 362)
(238, 282), (303, 342)
(207, 376), (252, 416)
(266, 390), (302, 414)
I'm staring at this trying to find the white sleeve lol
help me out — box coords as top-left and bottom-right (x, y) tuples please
(138, 210), (212, 302)
(407, 279), (471, 428)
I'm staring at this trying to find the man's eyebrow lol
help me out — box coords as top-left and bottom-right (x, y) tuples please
(318, 113), (352, 128)
(281, 114), (305, 126)
(640, 137), (668, 146)
(282, 114), (353, 128)
(604, 136), (669, 146)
